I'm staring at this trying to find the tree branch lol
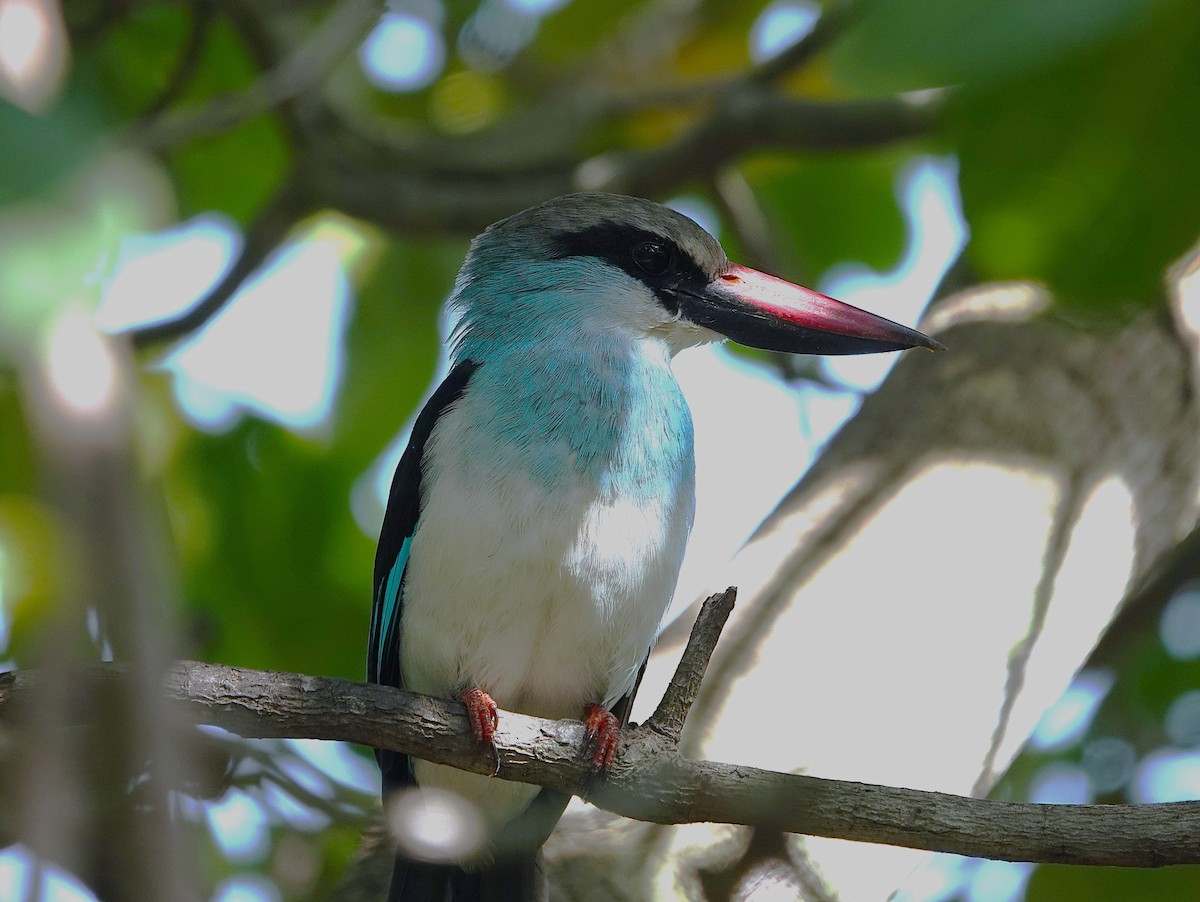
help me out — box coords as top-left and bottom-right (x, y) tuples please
(310, 92), (940, 239)
(642, 586), (736, 744)
(2, 584), (1197, 870)
(128, 0), (383, 152)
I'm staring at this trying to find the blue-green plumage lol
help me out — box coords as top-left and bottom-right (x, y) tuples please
(367, 193), (942, 902)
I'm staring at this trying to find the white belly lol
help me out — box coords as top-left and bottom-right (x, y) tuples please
(401, 470), (691, 718)
(400, 435), (694, 830)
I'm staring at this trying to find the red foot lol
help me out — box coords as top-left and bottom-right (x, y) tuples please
(583, 704), (622, 773)
(461, 687), (498, 746)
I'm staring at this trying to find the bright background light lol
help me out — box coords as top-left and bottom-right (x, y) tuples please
(750, 0), (821, 64)
(359, 10), (445, 92)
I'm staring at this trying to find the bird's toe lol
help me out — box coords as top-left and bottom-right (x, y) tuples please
(461, 687), (499, 748)
(582, 704), (622, 773)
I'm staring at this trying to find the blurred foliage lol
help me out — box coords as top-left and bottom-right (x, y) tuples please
(836, 0), (1200, 313)
(993, 586), (1200, 902)
(0, 0), (1198, 899)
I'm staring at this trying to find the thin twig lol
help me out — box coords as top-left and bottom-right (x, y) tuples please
(138, 0), (216, 121)
(128, 0), (382, 152)
(643, 587), (736, 744)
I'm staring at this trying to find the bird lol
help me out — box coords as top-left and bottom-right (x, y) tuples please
(368, 192), (943, 901)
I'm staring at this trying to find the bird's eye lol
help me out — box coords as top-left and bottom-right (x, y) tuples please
(632, 241), (672, 276)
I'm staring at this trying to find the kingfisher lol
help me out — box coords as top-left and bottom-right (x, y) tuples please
(368, 193), (942, 901)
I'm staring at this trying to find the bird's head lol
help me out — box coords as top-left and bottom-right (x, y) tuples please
(449, 193), (945, 358)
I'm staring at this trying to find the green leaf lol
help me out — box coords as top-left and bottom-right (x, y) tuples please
(1028, 863), (1200, 902)
(89, 3), (192, 117)
(0, 77), (106, 206)
(950, 0), (1200, 310)
(169, 116), (288, 222)
(142, 18), (290, 221)
(532, 0), (644, 64)
(743, 151), (911, 283)
(832, 0), (1173, 92)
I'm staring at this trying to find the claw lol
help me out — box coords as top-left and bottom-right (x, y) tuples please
(582, 704), (622, 774)
(461, 687), (500, 774)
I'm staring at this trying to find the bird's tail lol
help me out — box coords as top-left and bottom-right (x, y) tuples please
(385, 786), (568, 902)
(386, 854), (545, 902)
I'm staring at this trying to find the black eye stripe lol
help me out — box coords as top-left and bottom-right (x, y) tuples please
(550, 222), (708, 314)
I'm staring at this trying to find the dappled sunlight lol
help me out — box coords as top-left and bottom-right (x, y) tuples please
(206, 788), (271, 863)
(922, 282), (1051, 334)
(360, 8), (445, 92)
(1030, 669), (1114, 751)
(1168, 241), (1200, 394)
(1133, 747), (1200, 804)
(0, 844), (96, 902)
(1165, 689), (1200, 745)
(1160, 582), (1200, 660)
(750, 1), (820, 63)
(212, 874), (282, 902)
(43, 306), (120, 422)
(0, 0), (67, 112)
(386, 787), (486, 863)
(1029, 761), (1091, 805)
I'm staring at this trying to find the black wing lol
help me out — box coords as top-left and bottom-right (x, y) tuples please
(368, 359), (478, 790)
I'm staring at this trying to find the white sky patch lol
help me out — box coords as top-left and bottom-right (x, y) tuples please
(96, 214), (240, 332)
(666, 195), (720, 239)
(99, 215), (354, 434)
(668, 345), (813, 619)
(164, 235), (352, 434)
(285, 738), (380, 795)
